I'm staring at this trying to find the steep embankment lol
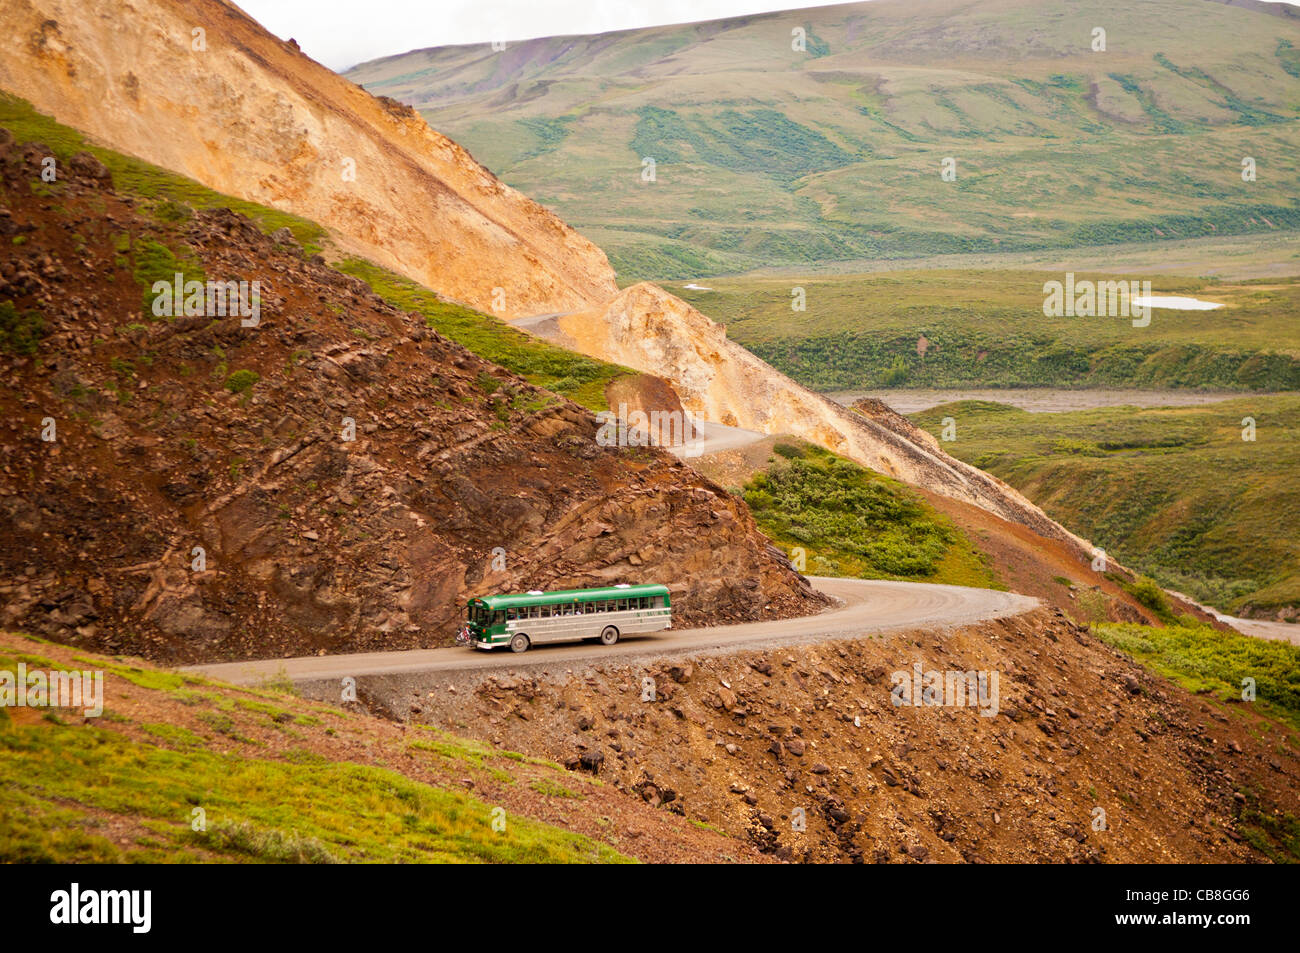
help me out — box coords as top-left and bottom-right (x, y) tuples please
(351, 607), (1300, 863)
(0, 0), (618, 317)
(0, 129), (825, 664)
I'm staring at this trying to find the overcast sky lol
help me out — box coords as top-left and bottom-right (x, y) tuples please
(236, 0), (1300, 72)
(235, 0), (858, 71)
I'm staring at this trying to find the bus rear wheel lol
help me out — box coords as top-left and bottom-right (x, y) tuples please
(599, 626), (620, 646)
(510, 633), (530, 653)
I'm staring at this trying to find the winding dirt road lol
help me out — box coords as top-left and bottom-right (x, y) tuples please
(186, 578), (1040, 686)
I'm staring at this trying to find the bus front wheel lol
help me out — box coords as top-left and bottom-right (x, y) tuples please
(510, 633), (530, 653)
(599, 626), (620, 646)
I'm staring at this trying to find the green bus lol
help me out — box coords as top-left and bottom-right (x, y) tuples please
(457, 583), (672, 653)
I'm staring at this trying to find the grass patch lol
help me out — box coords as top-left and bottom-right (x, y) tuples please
(1095, 621), (1300, 731)
(0, 92), (325, 255)
(0, 300), (45, 355)
(529, 778), (585, 799)
(133, 239), (205, 318)
(334, 258), (633, 411)
(742, 442), (1002, 587)
(0, 717), (630, 863)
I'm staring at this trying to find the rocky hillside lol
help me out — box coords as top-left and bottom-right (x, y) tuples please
(0, 0), (617, 317)
(0, 130), (825, 664)
(0, 630), (766, 863)
(380, 608), (1300, 863)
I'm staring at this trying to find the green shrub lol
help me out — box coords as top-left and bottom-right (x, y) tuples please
(1097, 620), (1300, 730)
(773, 442), (804, 460)
(1127, 575), (1175, 622)
(0, 300), (45, 355)
(224, 369), (260, 394)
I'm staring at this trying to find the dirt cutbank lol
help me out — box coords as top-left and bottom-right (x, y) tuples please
(317, 608), (1298, 863)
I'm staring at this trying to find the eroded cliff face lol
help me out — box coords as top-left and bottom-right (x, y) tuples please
(0, 139), (825, 663)
(0, 0), (618, 318)
(556, 283), (1097, 557)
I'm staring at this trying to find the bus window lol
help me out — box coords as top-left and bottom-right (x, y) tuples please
(540, 606), (550, 618)
(506, 608), (517, 621)
(493, 611), (506, 625)
(617, 599), (628, 611)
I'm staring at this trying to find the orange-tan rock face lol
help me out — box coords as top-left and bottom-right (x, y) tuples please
(0, 0), (618, 318)
(556, 283), (1098, 556)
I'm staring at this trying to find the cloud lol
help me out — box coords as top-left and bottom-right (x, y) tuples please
(235, 0), (851, 70)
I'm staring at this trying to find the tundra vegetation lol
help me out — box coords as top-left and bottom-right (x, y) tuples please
(742, 442), (1002, 588)
(0, 639), (631, 863)
(674, 271), (1300, 392)
(911, 396), (1300, 619)
(350, 0), (1300, 279)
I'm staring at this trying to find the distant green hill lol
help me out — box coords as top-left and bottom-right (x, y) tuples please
(910, 393), (1300, 619)
(347, 0), (1300, 281)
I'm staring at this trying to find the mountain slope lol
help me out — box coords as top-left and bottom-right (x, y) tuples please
(0, 0), (1214, 629)
(546, 282), (1099, 552)
(0, 0), (618, 316)
(0, 116), (824, 664)
(349, 0), (1300, 279)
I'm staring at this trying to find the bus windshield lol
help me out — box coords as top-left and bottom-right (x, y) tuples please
(468, 605), (505, 628)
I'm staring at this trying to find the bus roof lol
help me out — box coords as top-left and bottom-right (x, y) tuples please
(470, 583), (670, 610)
